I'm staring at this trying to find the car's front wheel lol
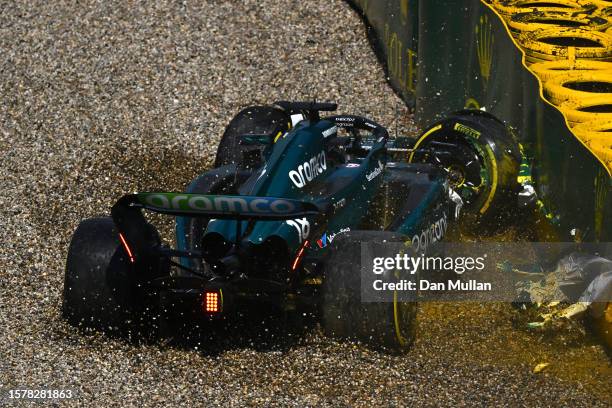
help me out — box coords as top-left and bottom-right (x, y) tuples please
(409, 110), (522, 221)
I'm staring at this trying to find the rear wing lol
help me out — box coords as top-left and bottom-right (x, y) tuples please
(111, 192), (321, 263)
(113, 192), (321, 220)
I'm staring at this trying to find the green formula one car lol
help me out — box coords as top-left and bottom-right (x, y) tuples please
(62, 101), (521, 351)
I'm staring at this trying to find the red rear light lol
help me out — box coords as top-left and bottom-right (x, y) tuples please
(291, 240), (309, 271)
(203, 290), (222, 314)
(118, 232), (135, 263)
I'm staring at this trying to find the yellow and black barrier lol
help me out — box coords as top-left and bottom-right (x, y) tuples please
(349, 0), (611, 243)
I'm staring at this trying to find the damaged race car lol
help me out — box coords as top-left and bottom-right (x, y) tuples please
(62, 101), (521, 351)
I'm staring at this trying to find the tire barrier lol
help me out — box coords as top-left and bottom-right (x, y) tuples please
(543, 70), (612, 104)
(529, 59), (612, 81)
(573, 118), (612, 135)
(487, 1), (611, 177)
(594, 5), (612, 17)
(592, 1), (612, 16)
(509, 11), (610, 36)
(518, 28), (612, 64)
(491, 0), (597, 17)
(572, 120), (612, 167)
(559, 97), (612, 126)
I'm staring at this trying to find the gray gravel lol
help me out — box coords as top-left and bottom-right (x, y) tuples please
(0, 0), (610, 406)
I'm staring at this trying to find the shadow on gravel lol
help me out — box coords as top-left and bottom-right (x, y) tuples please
(54, 304), (321, 357)
(157, 307), (321, 356)
(30, 142), (207, 244)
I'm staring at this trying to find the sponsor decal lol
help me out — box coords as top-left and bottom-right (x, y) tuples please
(317, 233), (328, 249)
(346, 163), (360, 168)
(366, 160), (384, 181)
(411, 213), (448, 253)
(286, 217), (310, 243)
(317, 227), (351, 248)
(290, 113), (304, 127)
(400, 0), (409, 25)
(140, 193), (296, 214)
(476, 14), (493, 89)
(289, 151), (327, 188)
(322, 126), (337, 138)
(333, 198), (346, 211)
(453, 123), (481, 139)
(334, 116), (355, 127)
(385, 25), (417, 94)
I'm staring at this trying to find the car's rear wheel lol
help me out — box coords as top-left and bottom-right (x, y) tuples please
(62, 217), (156, 338)
(409, 110), (521, 221)
(214, 105), (291, 168)
(322, 231), (417, 353)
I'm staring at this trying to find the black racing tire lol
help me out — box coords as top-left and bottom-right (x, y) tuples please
(62, 217), (154, 337)
(322, 231), (417, 353)
(214, 105), (291, 168)
(409, 110), (521, 220)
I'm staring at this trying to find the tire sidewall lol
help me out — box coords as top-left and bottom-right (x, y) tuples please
(322, 231), (417, 352)
(63, 217), (138, 332)
(214, 106), (291, 168)
(410, 111), (521, 217)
